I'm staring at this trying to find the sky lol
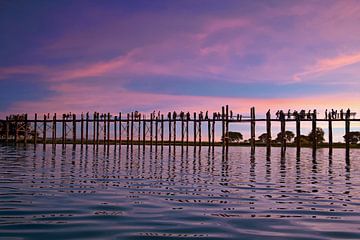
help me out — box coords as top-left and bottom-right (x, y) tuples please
(1, 0), (360, 137)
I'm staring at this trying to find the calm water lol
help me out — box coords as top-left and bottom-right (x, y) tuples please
(0, 144), (360, 240)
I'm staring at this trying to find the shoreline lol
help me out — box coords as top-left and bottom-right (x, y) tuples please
(1, 140), (359, 149)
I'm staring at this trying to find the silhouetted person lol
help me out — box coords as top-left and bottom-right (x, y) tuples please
(279, 110), (285, 120)
(346, 108), (351, 119)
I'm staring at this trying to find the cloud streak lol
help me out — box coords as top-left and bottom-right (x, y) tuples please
(293, 52), (360, 81)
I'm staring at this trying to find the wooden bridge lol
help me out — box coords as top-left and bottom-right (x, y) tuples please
(0, 106), (358, 157)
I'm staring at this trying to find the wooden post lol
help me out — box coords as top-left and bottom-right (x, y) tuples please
(5, 116), (9, 143)
(173, 116), (176, 145)
(250, 107), (256, 149)
(198, 116), (202, 146)
(161, 114), (164, 145)
(266, 110), (271, 148)
(186, 116), (189, 146)
(114, 116), (117, 146)
(150, 113), (153, 146)
(328, 117), (333, 150)
(126, 113), (130, 145)
(119, 113), (122, 146)
(72, 114), (76, 144)
(138, 115), (141, 144)
(93, 112), (96, 145)
(181, 117), (185, 145)
(142, 114), (146, 146)
(345, 111), (350, 157)
(43, 114), (46, 145)
(14, 115), (18, 143)
(107, 113), (110, 145)
(222, 106), (225, 146)
(24, 114), (28, 144)
(296, 114), (300, 149)
(211, 117), (215, 146)
(208, 118), (211, 146)
(80, 113), (84, 146)
(34, 113), (37, 145)
(312, 110), (317, 150)
(168, 115), (171, 145)
(130, 112), (134, 145)
(155, 116), (158, 145)
(52, 113), (56, 145)
(280, 113), (286, 150)
(86, 113), (89, 145)
(193, 112), (197, 145)
(96, 112), (100, 145)
(225, 105), (229, 146)
(62, 114), (66, 145)
(103, 113), (107, 145)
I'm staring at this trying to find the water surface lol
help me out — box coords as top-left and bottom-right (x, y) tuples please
(1, 144), (360, 239)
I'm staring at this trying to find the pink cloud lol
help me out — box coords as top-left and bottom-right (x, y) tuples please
(0, 65), (49, 80)
(293, 52), (360, 81)
(195, 17), (251, 41)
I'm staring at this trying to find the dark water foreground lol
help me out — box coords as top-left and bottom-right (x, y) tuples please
(0, 144), (360, 240)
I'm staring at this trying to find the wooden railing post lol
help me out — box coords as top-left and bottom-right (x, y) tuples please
(85, 112), (89, 145)
(5, 116), (9, 143)
(43, 114), (47, 145)
(312, 110), (317, 150)
(24, 114), (28, 144)
(266, 110), (271, 148)
(72, 114), (76, 144)
(52, 113), (56, 145)
(34, 113), (38, 145)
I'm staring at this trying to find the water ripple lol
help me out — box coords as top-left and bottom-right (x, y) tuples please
(0, 144), (360, 239)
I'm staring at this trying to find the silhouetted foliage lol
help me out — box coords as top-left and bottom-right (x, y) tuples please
(308, 127), (325, 144)
(343, 131), (360, 144)
(222, 131), (243, 143)
(275, 130), (295, 143)
(294, 135), (310, 144)
(258, 133), (270, 143)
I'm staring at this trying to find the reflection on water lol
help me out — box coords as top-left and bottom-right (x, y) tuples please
(0, 144), (360, 239)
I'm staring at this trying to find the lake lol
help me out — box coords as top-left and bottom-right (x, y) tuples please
(0, 144), (360, 239)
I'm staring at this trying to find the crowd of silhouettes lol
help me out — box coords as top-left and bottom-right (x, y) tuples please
(325, 109), (352, 119)
(275, 109), (317, 120)
(163, 110), (242, 120)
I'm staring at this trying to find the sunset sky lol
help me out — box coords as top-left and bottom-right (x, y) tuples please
(1, 0), (360, 125)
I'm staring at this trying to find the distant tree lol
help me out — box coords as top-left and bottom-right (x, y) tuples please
(343, 131), (360, 144)
(222, 131), (243, 143)
(294, 135), (310, 145)
(275, 130), (295, 143)
(308, 127), (325, 144)
(258, 133), (270, 143)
